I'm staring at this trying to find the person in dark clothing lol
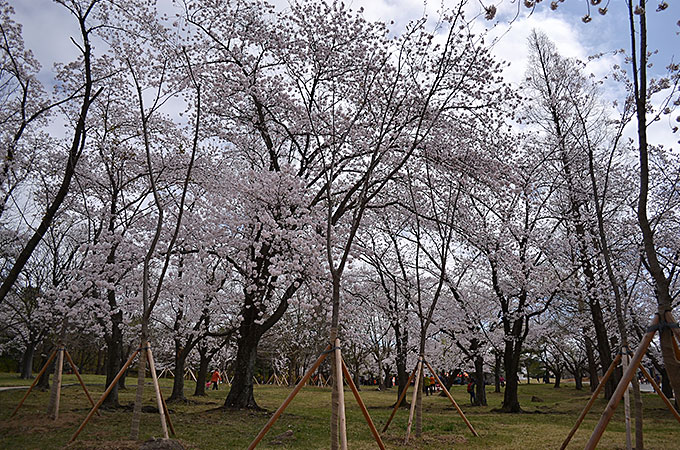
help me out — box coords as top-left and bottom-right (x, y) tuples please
(467, 379), (476, 404)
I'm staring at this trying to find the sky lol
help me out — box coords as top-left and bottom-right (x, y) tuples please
(8, 0), (680, 149)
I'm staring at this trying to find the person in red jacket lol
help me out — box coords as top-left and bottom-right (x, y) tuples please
(211, 369), (220, 390)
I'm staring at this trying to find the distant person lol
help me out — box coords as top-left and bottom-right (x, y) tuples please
(211, 369), (221, 390)
(467, 379), (476, 404)
(500, 376), (505, 387)
(424, 374), (432, 396)
(429, 375), (436, 394)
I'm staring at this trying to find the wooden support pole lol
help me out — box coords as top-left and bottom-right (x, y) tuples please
(69, 348), (141, 443)
(334, 339), (348, 450)
(381, 362), (418, 433)
(11, 347), (58, 418)
(638, 364), (680, 424)
(146, 345), (169, 439)
(423, 359), (478, 437)
(560, 353), (622, 450)
(404, 357), (423, 444)
(247, 345), (331, 450)
(47, 346), (65, 420)
(340, 358), (386, 450)
(64, 349), (100, 416)
(158, 384), (176, 436)
(585, 314), (659, 450)
(622, 351), (632, 450)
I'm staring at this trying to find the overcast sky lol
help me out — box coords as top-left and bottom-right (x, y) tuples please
(9, 0), (680, 149)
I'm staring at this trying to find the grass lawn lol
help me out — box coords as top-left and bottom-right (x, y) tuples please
(1, 372), (678, 449)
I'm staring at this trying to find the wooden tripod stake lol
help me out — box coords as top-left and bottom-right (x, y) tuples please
(381, 362), (419, 433)
(70, 343), (175, 444)
(561, 312), (680, 450)
(423, 359), (478, 436)
(146, 343), (169, 439)
(247, 342), (386, 450)
(334, 338), (348, 450)
(560, 353), (622, 450)
(381, 358), (478, 439)
(46, 346), (65, 420)
(11, 345), (100, 420)
(404, 356), (423, 444)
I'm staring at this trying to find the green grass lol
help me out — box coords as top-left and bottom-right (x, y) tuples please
(1, 372), (678, 449)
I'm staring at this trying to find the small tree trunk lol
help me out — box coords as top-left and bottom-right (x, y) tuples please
(415, 370), (423, 437)
(631, 374), (644, 450)
(46, 348), (64, 419)
(329, 274), (341, 450)
(129, 342), (147, 440)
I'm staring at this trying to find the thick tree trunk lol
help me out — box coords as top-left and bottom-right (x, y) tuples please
(194, 347), (210, 396)
(494, 352), (502, 393)
(501, 340), (522, 412)
(589, 303), (616, 399)
(37, 353), (52, 390)
(168, 346), (187, 403)
(553, 371), (561, 388)
(95, 348), (104, 375)
(474, 355), (487, 406)
(585, 336), (599, 393)
(381, 364), (390, 390)
(102, 309), (123, 408)
(20, 342), (35, 379)
(224, 333), (260, 409)
(574, 368), (583, 391)
(660, 368), (673, 399)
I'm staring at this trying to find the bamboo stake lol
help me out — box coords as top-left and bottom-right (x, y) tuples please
(585, 314), (659, 450)
(404, 357), (423, 444)
(340, 358), (386, 450)
(639, 364), (680, 424)
(47, 346), (65, 420)
(334, 339), (348, 450)
(11, 347), (58, 418)
(247, 345), (331, 450)
(423, 359), (478, 437)
(70, 348), (141, 443)
(146, 345), (169, 439)
(560, 353), (622, 450)
(381, 362), (418, 433)
(64, 349), (100, 416)
(158, 384), (176, 436)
